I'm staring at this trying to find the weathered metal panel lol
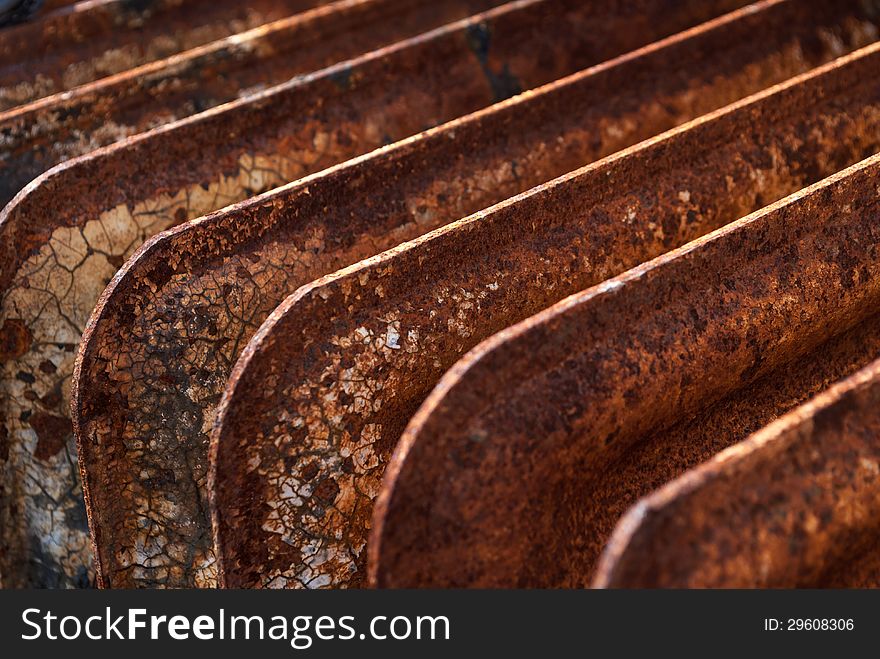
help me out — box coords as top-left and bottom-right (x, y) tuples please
(203, 43), (880, 590)
(0, 0), (507, 209)
(594, 325), (880, 587)
(0, 0), (334, 110)
(46, 0), (747, 588)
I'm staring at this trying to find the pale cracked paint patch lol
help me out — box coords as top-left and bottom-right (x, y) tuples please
(94, 228), (330, 588)
(254, 327), (390, 589)
(247, 275), (502, 589)
(0, 149), (295, 587)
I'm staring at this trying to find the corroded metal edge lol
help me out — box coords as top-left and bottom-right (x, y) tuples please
(594, 355), (880, 588)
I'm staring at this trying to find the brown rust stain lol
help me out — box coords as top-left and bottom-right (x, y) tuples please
(80, 0), (850, 590)
(0, 0), (508, 209)
(63, 0), (738, 589)
(595, 356), (880, 588)
(208, 44), (880, 590)
(0, 318), (31, 361)
(0, 0), (334, 111)
(369, 152), (880, 588)
(30, 412), (72, 461)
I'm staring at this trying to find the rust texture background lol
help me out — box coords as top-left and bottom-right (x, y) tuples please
(0, 0), (332, 111)
(4, 0), (877, 592)
(210, 43), (880, 591)
(65, 0), (746, 589)
(370, 152), (880, 587)
(594, 354), (880, 587)
(0, 0), (507, 209)
(77, 0), (841, 590)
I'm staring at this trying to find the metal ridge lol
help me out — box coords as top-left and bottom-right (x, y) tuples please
(594, 354), (880, 587)
(0, 0), (333, 111)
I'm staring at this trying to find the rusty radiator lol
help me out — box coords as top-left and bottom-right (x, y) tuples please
(1, 0), (879, 589)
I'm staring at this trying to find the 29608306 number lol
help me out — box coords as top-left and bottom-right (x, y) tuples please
(788, 619), (854, 631)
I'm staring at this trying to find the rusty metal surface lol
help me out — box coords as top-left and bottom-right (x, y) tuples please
(0, 0), (338, 111)
(368, 142), (880, 588)
(211, 40), (880, 590)
(198, 1), (880, 590)
(63, 0), (859, 591)
(573, 308), (880, 584)
(0, 0), (508, 210)
(57, 0), (748, 589)
(594, 316), (880, 588)
(220, 43), (877, 592)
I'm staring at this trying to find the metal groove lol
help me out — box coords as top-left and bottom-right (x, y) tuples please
(66, 0), (871, 590)
(369, 152), (880, 587)
(207, 43), (880, 590)
(50, 0), (746, 588)
(0, 0), (333, 110)
(0, 0), (507, 209)
(594, 355), (880, 588)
